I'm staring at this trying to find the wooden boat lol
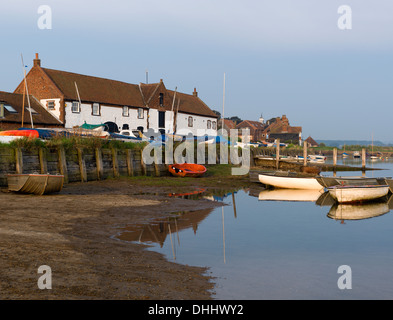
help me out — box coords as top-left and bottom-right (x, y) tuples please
(168, 163), (207, 177)
(7, 173), (64, 195)
(258, 171), (323, 190)
(316, 176), (387, 188)
(328, 202), (390, 221)
(258, 188), (324, 202)
(353, 151), (361, 158)
(384, 178), (393, 193)
(0, 129), (39, 138)
(327, 185), (389, 203)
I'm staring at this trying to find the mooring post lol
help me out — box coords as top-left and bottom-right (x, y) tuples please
(95, 148), (103, 180)
(333, 148), (337, 167)
(57, 147), (68, 183)
(77, 147), (87, 182)
(303, 141), (307, 166)
(38, 147), (48, 174)
(126, 149), (134, 176)
(275, 139), (280, 170)
(15, 148), (23, 174)
(111, 148), (119, 178)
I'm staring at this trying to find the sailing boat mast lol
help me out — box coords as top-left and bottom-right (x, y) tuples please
(21, 54), (34, 128)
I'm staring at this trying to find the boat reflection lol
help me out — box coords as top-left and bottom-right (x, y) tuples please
(258, 188), (324, 202)
(115, 207), (215, 249)
(327, 201), (390, 222)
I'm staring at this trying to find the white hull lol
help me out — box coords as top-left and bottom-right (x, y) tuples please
(258, 173), (323, 190)
(328, 185), (389, 203)
(258, 189), (324, 202)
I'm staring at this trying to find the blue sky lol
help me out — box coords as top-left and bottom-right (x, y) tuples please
(1, 0), (392, 142)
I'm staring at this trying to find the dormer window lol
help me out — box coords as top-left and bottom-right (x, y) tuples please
(4, 105), (17, 113)
(159, 93), (164, 106)
(0, 103), (4, 118)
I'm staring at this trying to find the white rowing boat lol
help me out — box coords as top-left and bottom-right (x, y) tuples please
(327, 185), (389, 203)
(258, 171), (323, 190)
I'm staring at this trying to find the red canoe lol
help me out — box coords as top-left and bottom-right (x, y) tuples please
(168, 163), (207, 177)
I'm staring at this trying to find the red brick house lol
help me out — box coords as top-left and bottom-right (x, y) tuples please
(0, 91), (62, 130)
(14, 54), (218, 135)
(236, 120), (266, 142)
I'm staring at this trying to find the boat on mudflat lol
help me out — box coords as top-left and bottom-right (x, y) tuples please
(258, 171), (323, 190)
(327, 185), (389, 203)
(7, 173), (64, 195)
(168, 163), (207, 177)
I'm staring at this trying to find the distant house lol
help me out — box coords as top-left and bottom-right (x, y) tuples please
(0, 91), (62, 130)
(264, 115), (302, 145)
(218, 119), (236, 132)
(14, 53), (218, 136)
(305, 136), (319, 147)
(236, 120), (266, 142)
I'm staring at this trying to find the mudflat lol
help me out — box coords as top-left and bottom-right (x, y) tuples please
(0, 174), (249, 300)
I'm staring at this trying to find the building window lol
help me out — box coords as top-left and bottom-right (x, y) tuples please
(72, 101), (80, 113)
(212, 121), (216, 130)
(207, 120), (211, 129)
(92, 103), (100, 116)
(159, 93), (164, 106)
(122, 106), (129, 117)
(4, 104), (17, 113)
(188, 116), (193, 127)
(138, 108), (144, 119)
(0, 103), (4, 118)
(26, 107), (38, 114)
(47, 100), (55, 110)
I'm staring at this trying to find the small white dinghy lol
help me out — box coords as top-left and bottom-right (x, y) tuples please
(327, 185), (389, 203)
(258, 171), (323, 190)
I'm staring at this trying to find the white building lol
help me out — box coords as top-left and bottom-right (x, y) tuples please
(14, 54), (218, 136)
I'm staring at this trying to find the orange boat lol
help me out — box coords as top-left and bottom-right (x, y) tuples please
(0, 129), (39, 138)
(168, 163), (207, 177)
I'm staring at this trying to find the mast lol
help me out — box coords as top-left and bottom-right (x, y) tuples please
(171, 87), (177, 134)
(21, 54), (34, 128)
(221, 73), (225, 131)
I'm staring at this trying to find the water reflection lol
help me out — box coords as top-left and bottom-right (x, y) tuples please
(327, 201), (390, 222)
(258, 189), (324, 202)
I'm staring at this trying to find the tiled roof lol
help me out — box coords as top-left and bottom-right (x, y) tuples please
(236, 120), (265, 130)
(0, 91), (62, 126)
(42, 68), (146, 108)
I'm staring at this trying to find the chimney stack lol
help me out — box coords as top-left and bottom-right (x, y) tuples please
(33, 53), (41, 67)
(193, 88), (198, 97)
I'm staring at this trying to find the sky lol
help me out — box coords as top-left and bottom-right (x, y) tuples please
(0, 0), (392, 142)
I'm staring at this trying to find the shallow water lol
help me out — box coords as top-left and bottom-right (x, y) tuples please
(117, 157), (393, 299)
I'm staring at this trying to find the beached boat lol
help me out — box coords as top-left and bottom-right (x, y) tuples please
(327, 185), (389, 203)
(258, 171), (323, 190)
(7, 173), (64, 195)
(258, 188), (324, 202)
(316, 175), (387, 188)
(384, 178), (393, 193)
(168, 163), (207, 177)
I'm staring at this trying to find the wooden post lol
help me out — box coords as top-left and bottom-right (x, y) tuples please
(303, 141), (307, 166)
(154, 150), (160, 177)
(126, 149), (134, 176)
(38, 147), (48, 174)
(333, 148), (337, 167)
(77, 148), (87, 182)
(57, 147), (68, 183)
(95, 148), (103, 180)
(15, 148), (23, 174)
(362, 148), (366, 171)
(111, 148), (119, 177)
(140, 149), (146, 176)
(275, 139), (280, 170)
